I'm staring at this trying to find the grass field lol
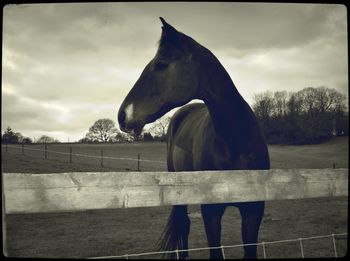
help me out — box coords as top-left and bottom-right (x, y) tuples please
(2, 137), (348, 258)
(2, 142), (167, 173)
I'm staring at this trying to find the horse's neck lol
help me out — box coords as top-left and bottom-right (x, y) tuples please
(199, 55), (256, 150)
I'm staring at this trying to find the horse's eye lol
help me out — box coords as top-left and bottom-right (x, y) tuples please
(154, 61), (169, 71)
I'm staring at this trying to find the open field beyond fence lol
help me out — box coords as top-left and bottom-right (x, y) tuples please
(2, 137), (348, 258)
(2, 142), (167, 173)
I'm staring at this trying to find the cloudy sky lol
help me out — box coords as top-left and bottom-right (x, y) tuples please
(2, 2), (348, 142)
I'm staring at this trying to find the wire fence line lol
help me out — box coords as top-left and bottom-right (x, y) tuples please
(88, 232), (347, 259)
(3, 144), (167, 163)
(2, 144), (166, 171)
(3, 144), (166, 163)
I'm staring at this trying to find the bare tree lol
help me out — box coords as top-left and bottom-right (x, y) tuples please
(148, 115), (171, 140)
(296, 87), (346, 116)
(323, 87), (347, 113)
(286, 92), (303, 118)
(86, 119), (120, 142)
(297, 87), (319, 118)
(2, 127), (20, 143)
(273, 91), (288, 118)
(252, 91), (274, 123)
(37, 135), (60, 143)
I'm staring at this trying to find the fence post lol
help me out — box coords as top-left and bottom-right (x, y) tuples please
(69, 147), (72, 163)
(220, 246), (226, 259)
(44, 144), (47, 160)
(137, 153), (140, 171)
(2, 172), (8, 257)
(262, 242), (267, 259)
(299, 238), (304, 258)
(101, 149), (104, 167)
(332, 234), (338, 257)
(22, 143), (24, 155)
(175, 249), (180, 260)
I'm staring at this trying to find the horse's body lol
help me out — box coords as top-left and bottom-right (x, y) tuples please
(118, 18), (270, 259)
(168, 102), (269, 172)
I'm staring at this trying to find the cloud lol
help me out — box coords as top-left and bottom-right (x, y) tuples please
(2, 91), (120, 140)
(218, 34), (348, 104)
(3, 3), (158, 62)
(2, 3), (348, 141)
(118, 3), (345, 51)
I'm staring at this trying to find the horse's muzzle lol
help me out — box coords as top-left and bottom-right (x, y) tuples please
(118, 109), (144, 136)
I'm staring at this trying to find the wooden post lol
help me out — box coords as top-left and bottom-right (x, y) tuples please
(101, 149), (104, 167)
(2, 170), (8, 256)
(21, 143), (24, 155)
(44, 144), (47, 159)
(69, 147), (72, 163)
(137, 153), (140, 171)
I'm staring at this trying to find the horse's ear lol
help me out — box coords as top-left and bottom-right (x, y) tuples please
(159, 17), (178, 36)
(160, 17), (167, 27)
(159, 17), (181, 51)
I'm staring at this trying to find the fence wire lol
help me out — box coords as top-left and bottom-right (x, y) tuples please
(2, 144), (167, 172)
(3, 145), (166, 164)
(88, 233), (347, 259)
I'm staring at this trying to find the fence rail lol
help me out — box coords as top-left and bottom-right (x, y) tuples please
(3, 168), (348, 259)
(3, 168), (348, 214)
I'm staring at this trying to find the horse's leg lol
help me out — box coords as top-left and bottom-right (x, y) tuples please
(238, 201), (265, 259)
(201, 204), (226, 259)
(177, 205), (191, 259)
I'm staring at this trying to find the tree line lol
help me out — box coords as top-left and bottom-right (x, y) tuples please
(2, 86), (347, 145)
(252, 86), (348, 144)
(1, 127), (60, 144)
(1, 116), (170, 144)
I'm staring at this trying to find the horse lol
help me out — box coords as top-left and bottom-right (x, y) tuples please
(118, 17), (270, 259)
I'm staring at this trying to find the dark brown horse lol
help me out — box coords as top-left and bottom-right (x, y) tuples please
(118, 18), (270, 259)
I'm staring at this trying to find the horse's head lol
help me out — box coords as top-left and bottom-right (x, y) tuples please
(118, 17), (201, 135)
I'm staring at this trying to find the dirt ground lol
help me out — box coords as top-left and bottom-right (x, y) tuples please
(2, 137), (348, 258)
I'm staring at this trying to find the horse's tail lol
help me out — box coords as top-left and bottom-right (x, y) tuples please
(158, 205), (191, 259)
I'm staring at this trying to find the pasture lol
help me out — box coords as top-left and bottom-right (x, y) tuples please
(2, 142), (167, 173)
(2, 137), (348, 258)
